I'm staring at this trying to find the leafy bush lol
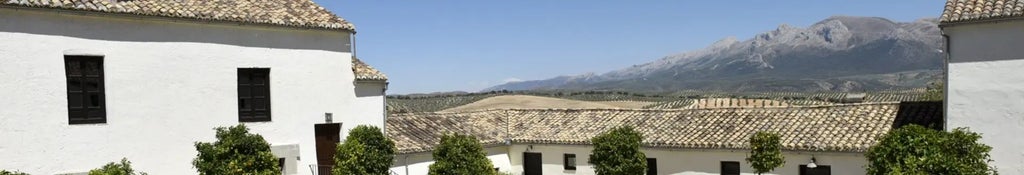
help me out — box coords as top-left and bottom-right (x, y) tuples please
(746, 131), (784, 175)
(921, 81), (943, 101)
(0, 170), (28, 175)
(192, 124), (280, 175)
(588, 126), (647, 175)
(333, 125), (396, 175)
(88, 158), (148, 175)
(866, 124), (996, 175)
(428, 133), (496, 175)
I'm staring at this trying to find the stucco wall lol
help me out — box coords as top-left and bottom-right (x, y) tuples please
(390, 146), (513, 175)
(945, 20), (1024, 174)
(0, 8), (382, 174)
(507, 144), (867, 175)
(353, 82), (387, 135)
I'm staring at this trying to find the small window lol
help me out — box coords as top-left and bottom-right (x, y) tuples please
(65, 56), (106, 124)
(721, 161), (740, 175)
(564, 154), (576, 170)
(278, 158), (286, 174)
(238, 68), (271, 122)
(646, 158), (657, 175)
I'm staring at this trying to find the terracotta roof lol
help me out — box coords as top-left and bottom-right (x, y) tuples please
(1, 0), (354, 31)
(387, 102), (943, 154)
(941, 0), (1024, 24)
(352, 57), (387, 81)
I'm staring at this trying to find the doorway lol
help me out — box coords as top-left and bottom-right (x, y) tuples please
(523, 152), (542, 175)
(314, 123), (342, 174)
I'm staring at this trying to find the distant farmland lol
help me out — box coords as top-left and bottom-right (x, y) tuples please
(386, 89), (927, 113)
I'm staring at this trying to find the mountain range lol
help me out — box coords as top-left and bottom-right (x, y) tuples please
(485, 16), (944, 93)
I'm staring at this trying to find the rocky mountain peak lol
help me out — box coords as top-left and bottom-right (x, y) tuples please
(485, 16), (943, 93)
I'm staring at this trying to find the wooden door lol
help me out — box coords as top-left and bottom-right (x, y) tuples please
(314, 123), (342, 174)
(523, 152), (542, 175)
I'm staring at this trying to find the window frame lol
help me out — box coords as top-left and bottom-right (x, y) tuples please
(238, 68), (272, 122)
(720, 161), (740, 175)
(563, 154), (577, 170)
(65, 55), (106, 124)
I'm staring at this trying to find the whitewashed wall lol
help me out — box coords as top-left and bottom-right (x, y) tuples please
(390, 146), (513, 175)
(0, 8), (383, 174)
(506, 144), (867, 175)
(353, 82), (387, 135)
(945, 20), (1024, 174)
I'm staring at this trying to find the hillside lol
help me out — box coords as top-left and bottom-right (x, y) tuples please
(486, 16), (943, 92)
(440, 95), (641, 112)
(387, 90), (925, 113)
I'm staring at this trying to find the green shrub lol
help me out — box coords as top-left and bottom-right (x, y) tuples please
(333, 125), (396, 175)
(921, 81), (943, 101)
(588, 126), (647, 175)
(192, 124), (280, 175)
(427, 133), (496, 175)
(746, 131), (784, 175)
(866, 124), (996, 175)
(0, 170), (28, 175)
(88, 158), (147, 175)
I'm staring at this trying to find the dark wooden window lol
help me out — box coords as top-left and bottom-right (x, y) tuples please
(278, 158), (286, 174)
(65, 56), (106, 124)
(238, 68), (271, 122)
(799, 165), (832, 175)
(646, 158), (657, 175)
(721, 161), (740, 175)
(563, 154), (577, 170)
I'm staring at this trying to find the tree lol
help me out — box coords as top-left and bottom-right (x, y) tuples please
(866, 124), (997, 175)
(746, 131), (784, 175)
(89, 158), (148, 175)
(921, 81), (944, 101)
(0, 170), (28, 175)
(588, 126), (647, 175)
(192, 124), (280, 175)
(333, 125), (396, 175)
(428, 133), (496, 175)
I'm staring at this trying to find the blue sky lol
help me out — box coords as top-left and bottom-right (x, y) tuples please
(314, 1), (944, 94)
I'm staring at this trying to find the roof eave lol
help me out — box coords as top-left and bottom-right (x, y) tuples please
(940, 16), (1024, 28)
(0, 4), (356, 33)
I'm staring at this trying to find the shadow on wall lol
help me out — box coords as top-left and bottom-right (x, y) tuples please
(0, 8), (350, 52)
(355, 83), (385, 98)
(893, 101), (944, 130)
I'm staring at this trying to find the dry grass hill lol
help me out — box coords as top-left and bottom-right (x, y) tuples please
(440, 95), (651, 112)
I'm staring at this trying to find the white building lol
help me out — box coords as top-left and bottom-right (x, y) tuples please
(0, 0), (387, 174)
(940, 1), (1024, 174)
(387, 102), (942, 175)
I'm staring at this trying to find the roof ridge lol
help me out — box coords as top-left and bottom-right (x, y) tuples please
(391, 102), (901, 115)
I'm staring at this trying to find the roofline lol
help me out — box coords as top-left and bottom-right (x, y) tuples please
(396, 142), (868, 155)
(389, 102), (903, 116)
(940, 16), (1024, 28)
(0, 4), (356, 33)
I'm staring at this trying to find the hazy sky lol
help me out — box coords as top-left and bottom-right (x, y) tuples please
(314, 1), (944, 94)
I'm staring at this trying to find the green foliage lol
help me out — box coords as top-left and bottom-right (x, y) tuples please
(746, 131), (785, 174)
(0, 170), (29, 175)
(588, 126), (647, 175)
(88, 158), (148, 175)
(427, 133), (497, 175)
(866, 125), (996, 175)
(192, 124), (280, 175)
(333, 125), (396, 175)
(921, 81), (944, 101)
